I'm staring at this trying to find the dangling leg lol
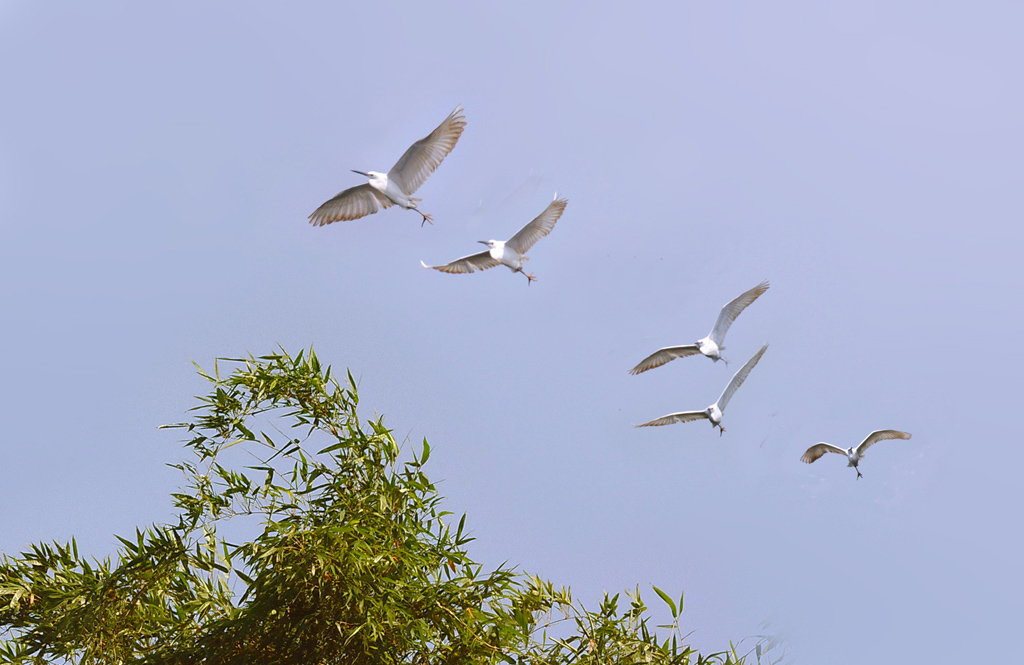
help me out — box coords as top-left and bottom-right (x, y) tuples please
(516, 267), (537, 285)
(855, 467), (863, 480)
(417, 209), (434, 227)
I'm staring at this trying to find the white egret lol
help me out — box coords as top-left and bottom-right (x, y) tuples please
(800, 429), (912, 479)
(630, 280), (769, 374)
(420, 195), (567, 285)
(636, 343), (768, 435)
(309, 105), (466, 227)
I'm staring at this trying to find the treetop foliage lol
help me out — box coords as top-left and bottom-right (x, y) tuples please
(1, 349), (774, 664)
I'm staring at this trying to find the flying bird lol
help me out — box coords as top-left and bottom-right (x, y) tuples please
(800, 429), (912, 479)
(629, 280), (769, 374)
(420, 195), (567, 285)
(309, 105), (466, 227)
(636, 343), (768, 435)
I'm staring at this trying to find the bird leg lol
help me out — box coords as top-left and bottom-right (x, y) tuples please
(516, 268), (537, 285)
(718, 424), (726, 436)
(417, 210), (434, 227)
(855, 468), (863, 480)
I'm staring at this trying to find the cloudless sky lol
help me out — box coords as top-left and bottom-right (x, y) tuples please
(2, 2), (1022, 662)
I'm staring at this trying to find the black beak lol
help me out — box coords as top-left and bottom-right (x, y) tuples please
(477, 240), (488, 245)
(351, 170), (370, 177)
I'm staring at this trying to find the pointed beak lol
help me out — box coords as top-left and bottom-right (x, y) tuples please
(477, 240), (488, 245)
(351, 170), (370, 177)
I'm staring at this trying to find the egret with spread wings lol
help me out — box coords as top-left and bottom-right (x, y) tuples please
(630, 280), (769, 374)
(636, 343), (768, 435)
(421, 195), (567, 285)
(309, 105), (466, 227)
(800, 430), (912, 479)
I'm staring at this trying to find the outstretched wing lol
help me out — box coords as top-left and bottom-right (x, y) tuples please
(636, 411), (708, 427)
(709, 279), (770, 345)
(629, 345), (701, 375)
(800, 443), (847, 464)
(388, 105), (466, 196)
(715, 343), (768, 413)
(505, 195), (568, 255)
(855, 429), (912, 458)
(420, 251), (500, 275)
(309, 183), (393, 226)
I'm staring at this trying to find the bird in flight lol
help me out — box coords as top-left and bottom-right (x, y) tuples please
(636, 343), (768, 435)
(309, 105), (466, 227)
(629, 280), (769, 374)
(421, 195), (567, 285)
(800, 429), (912, 479)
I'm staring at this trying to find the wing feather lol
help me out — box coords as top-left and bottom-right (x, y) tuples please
(388, 105), (466, 195)
(715, 343), (768, 412)
(636, 411), (708, 427)
(855, 429), (912, 457)
(505, 196), (568, 254)
(710, 279), (770, 345)
(309, 184), (392, 226)
(800, 443), (847, 464)
(420, 251), (500, 275)
(629, 345), (701, 375)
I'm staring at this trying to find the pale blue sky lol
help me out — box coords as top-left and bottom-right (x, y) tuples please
(2, 2), (1022, 662)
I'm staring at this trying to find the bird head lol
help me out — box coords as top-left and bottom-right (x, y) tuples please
(352, 170), (386, 185)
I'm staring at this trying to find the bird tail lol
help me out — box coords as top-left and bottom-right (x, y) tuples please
(410, 196), (422, 204)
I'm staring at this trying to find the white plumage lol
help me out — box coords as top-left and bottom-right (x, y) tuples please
(801, 429), (912, 479)
(421, 195), (567, 284)
(309, 105), (466, 227)
(630, 280), (769, 374)
(637, 343), (768, 435)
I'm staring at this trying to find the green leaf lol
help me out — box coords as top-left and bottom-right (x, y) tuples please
(652, 585), (677, 618)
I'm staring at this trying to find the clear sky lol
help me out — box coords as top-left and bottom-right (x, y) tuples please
(1, 2), (1022, 662)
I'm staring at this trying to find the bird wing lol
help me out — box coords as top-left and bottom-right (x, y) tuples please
(709, 279), (770, 345)
(800, 442), (847, 464)
(387, 105), (466, 196)
(715, 343), (768, 412)
(420, 250), (501, 275)
(505, 196), (568, 254)
(309, 183), (393, 226)
(629, 345), (701, 375)
(636, 411), (708, 427)
(855, 429), (912, 458)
